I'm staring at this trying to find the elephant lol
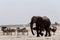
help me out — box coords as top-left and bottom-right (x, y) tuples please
(30, 16), (51, 37)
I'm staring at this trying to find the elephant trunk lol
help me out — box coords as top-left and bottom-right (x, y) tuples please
(30, 23), (35, 35)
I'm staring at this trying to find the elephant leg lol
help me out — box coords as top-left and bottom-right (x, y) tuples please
(45, 28), (48, 37)
(36, 29), (40, 37)
(45, 28), (51, 37)
(36, 27), (40, 37)
(48, 31), (51, 36)
(45, 31), (48, 37)
(39, 29), (43, 36)
(48, 28), (51, 36)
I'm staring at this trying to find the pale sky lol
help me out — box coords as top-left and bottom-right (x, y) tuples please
(0, 0), (60, 25)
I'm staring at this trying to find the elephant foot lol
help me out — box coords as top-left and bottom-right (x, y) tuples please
(36, 34), (40, 37)
(41, 33), (43, 36)
(48, 34), (51, 37)
(45, 35), (47, 37)
(36, 35), (40, 37)
(39, 33), (43, 36)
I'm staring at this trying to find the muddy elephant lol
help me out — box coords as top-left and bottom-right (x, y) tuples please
(30, 16), (51, 37)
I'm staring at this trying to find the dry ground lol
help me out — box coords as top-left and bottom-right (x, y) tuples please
(0, 25), (60, 40)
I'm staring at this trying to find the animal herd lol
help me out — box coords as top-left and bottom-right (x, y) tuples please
(0, 16), (57, 37)
(1, 27), (28, 35)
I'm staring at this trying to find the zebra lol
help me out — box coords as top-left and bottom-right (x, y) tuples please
(1, 27), (16, 35)
(17, 27), (28, 35)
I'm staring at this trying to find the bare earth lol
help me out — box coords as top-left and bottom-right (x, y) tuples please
(0, 25), (60, 40)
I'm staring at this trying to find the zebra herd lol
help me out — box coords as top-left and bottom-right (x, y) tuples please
(1, 27), (28, 35)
